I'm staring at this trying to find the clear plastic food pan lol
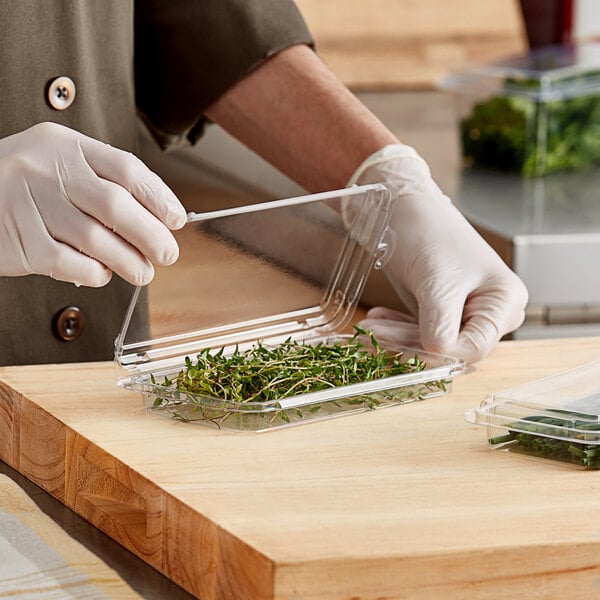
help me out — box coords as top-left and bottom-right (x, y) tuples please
(115, 184), (465, 431)
(439, 42), (600, 176)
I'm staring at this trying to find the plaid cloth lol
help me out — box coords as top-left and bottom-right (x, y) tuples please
(0, 474), (141, 599)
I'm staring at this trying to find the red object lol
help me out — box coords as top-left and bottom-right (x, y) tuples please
(519, 0), (574, 47)
(559, 0), (574, 42)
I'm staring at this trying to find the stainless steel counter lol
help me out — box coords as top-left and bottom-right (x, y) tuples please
(456, 167), (600, 338)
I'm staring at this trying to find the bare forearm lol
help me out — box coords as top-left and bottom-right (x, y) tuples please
(204, 44), (398, 192)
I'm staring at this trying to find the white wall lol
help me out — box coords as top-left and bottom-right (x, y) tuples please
(574, 0), (600, 40)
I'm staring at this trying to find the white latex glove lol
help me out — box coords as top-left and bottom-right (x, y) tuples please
(350, 144), (528, 364)
(0, 122), (187, 287)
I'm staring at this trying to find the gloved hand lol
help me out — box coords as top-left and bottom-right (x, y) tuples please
(350, 144), (528, 364)
(0, 122), (186, 287)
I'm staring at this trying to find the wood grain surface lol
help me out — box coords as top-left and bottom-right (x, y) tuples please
(295, 0), (528, 89)
(2, 337), (600, 598)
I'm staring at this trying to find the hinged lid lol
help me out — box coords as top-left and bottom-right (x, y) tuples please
(114, 184), (394, 374)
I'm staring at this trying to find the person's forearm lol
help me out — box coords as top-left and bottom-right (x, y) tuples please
(204, 44), (398, 192)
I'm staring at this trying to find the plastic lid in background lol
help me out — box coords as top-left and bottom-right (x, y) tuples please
(439, 42), (600, 101)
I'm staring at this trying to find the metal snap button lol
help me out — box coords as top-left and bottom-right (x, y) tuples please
(47, 76), (76, 110)
(53, 306), (85, 342)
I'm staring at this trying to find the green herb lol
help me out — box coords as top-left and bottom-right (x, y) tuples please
(489, 415), (600, 469)
(148, 326), (448, 428)
(460, 72), (600, 176)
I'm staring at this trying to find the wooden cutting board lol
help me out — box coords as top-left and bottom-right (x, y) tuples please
(2, 336), (600, 599)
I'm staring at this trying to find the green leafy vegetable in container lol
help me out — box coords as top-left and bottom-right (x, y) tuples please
(460, 72), (600, 176)
(147, 327), (448, 428)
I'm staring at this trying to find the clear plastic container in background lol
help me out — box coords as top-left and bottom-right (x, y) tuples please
(115, 184), (465, 432)
(465, 360), (600, 468)
(439, 42), (600, 176)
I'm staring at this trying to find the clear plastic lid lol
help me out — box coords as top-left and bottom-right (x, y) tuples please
(439, 42), (600, 100)
(114, 184), (396, 375)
